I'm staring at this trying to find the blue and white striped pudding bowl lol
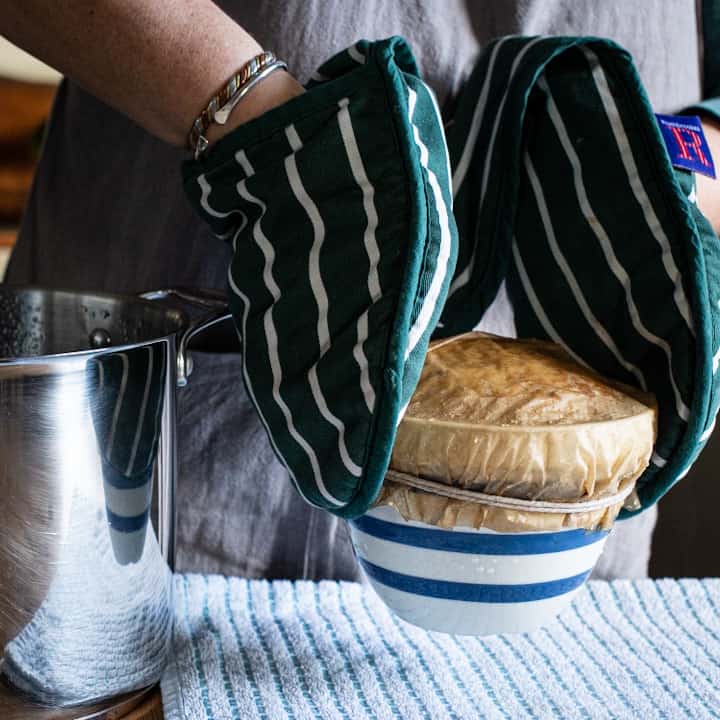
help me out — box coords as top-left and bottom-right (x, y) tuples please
(348, 504), (609, 635)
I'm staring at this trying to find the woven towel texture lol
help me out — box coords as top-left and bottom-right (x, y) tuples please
(162, 575), (720, 719)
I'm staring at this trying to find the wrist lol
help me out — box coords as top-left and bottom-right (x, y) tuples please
(696, 117), (720, 233)
(199, 69), (305, 151)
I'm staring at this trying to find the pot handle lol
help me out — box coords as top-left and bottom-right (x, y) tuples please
(139, 287), (233, 387)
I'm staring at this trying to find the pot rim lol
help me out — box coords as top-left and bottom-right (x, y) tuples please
(0, 284), (188, 365)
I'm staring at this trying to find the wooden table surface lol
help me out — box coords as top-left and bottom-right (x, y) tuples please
(120, 689), (163, 720)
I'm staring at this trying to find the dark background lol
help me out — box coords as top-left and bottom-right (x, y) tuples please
(652, 426), (720, 577)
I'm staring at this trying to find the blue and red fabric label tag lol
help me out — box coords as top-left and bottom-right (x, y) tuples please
(655, 114), (716, 178)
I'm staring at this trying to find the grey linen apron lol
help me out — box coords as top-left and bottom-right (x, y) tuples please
(6, 0), (701, 579)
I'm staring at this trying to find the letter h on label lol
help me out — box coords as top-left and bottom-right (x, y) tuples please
(671, 126), (711, 168)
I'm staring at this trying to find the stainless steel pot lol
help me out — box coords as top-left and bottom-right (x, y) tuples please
(0, 286), (231, 719)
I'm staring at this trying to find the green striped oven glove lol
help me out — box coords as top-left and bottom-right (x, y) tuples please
(186, 35), (720, 518)
(439, 36), (720, 516)
(184, 38), (457, 516)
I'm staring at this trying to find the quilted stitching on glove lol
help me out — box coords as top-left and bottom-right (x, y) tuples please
(184, 38), (457, 516)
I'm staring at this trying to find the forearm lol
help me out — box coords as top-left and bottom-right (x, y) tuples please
(2, 1), (301, 147)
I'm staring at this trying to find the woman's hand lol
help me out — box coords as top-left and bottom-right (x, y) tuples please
(696, 117), (720, 233)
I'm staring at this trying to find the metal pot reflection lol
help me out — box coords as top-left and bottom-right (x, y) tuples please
(0, 286), (230, 718)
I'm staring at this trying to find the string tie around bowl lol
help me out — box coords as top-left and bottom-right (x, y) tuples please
(383, 469), (635, 514)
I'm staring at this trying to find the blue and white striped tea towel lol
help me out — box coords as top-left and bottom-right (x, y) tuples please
(162, 575), (720, 719)
(2, 494), (172, 707)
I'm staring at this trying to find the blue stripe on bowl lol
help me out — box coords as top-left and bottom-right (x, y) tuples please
(351, 514), (607, 554)
(106, 508), (149, 533)
(359, 558), (591, 603)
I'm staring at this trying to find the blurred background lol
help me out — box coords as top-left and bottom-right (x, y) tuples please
(0, 37), (59, 276)
(0, 39), (717, 578)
